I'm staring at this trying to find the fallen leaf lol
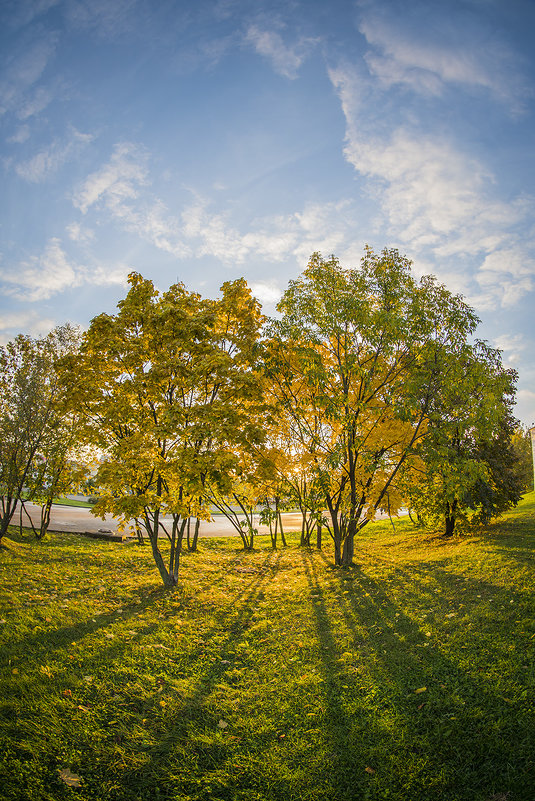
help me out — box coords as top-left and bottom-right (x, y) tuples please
(58, 768), (82, 788)
(415, 687), (427, 694)
(365, 766), (376, 774)
(218, 719), (228, 728)
(77, 705), (90, 712)
(12, 668), (19, 675)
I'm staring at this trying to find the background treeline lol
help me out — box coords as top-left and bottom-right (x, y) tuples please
(1, 248), (532, 586)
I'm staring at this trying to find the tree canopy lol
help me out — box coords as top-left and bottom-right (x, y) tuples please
(2, 247), (525, 583)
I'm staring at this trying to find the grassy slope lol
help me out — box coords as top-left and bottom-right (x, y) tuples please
(1, 494), (534, 801)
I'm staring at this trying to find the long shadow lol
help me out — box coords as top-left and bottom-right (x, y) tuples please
(111, 550), (283, 800)
(304, 549), (534, 800)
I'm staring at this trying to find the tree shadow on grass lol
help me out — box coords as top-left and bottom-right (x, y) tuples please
(109, 549), (284, 801)
(299, 549), (533, 801)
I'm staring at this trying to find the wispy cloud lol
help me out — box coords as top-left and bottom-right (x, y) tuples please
(7, 125), (30, 144)
(329, 64), (535, 310)
(492, 333), (527, 367)
(74, 144), (371, 269)
(245, 24), (317, 79)
(4, 0), (60, 32)
(0, 33), (58, 115)
(17, 84), (54, 119)
(73, 141), (147, 213)
(0, 309), (57, 345)
(2, 238), (82, 301)
(74, 143), (192, 258)
(358, 7), (529, 110)
(1, 238), (128, 301)
(65, 0), (142, 39)
(66, 221), (94, 244)
(14, 127), (94, 182)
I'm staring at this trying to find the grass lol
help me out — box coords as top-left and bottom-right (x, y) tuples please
(52, 498), (95, 508)
(1, 494), (534, 801)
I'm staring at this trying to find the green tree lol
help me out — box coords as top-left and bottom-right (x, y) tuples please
(0, 326), (80, 543)
(404, 343), (519, 536)
(511, 427), (534, 492)
(62, 274), (264, 586)
(266, 248), (486, 565)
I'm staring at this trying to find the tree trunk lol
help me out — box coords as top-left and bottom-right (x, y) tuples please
(191, 517), (200, 552)
(316, 521), (322, 550)
(341, 532), (354, 566)
(334, 536), (342, 566)
(0, 496), (18, 542)
(278, 511), (287, 547)
(443, 500), (457, 538)
(38, 498), (53, 540)
(145, 510), (177, 589)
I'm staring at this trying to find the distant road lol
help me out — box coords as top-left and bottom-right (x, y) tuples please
(15, 501), (305, 539)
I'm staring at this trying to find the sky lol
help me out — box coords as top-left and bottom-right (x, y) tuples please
(1, 0), (534, 426)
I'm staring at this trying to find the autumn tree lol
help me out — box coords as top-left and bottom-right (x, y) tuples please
(0, 325), (81, 543)
(265, 248), (489, 566)
(62, 274), (265, 587)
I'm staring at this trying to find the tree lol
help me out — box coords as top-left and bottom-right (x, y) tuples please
(62, 274), (265, 587)
(0, 325), (81, 543)
(510, 427), (534, 493)
(22, 438), (93, 540)
(402, 341), (520, 535)
(265, 248), (488, 565)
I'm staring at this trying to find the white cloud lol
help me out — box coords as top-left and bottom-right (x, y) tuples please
(73, 144), (193, 257)
(15, 128), (94, 183)
(91, 264), (131, 287)
(73, 141), (147, 213)
(328, 64), (535, 310)
(17, 85), (54, 119)
(475, 249), (535, 310)
(1, 238), (128, 302)
(74, 145), (370, 270)
(245, 25), (316, 79)
(2, 238), (82, 301)
(250, 280), (282, 306)
(359, 10), (527, 109)
(66, 221), (94, 244)
(0, 34), (58, 114)
(0, 310), (56, 344)
(492, 333), (527, 367)
(7, 125), (30, 144)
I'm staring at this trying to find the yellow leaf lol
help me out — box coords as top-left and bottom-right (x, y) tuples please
(415, 686), (427, 694)
(58, 768), (82, 788)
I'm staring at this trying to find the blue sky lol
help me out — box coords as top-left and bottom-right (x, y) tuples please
(1, 0), (534, 425)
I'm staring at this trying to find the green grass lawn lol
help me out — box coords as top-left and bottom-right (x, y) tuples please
(1, 494), (534, 801)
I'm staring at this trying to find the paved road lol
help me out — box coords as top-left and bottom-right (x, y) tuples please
(15, 501), (305, 540)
